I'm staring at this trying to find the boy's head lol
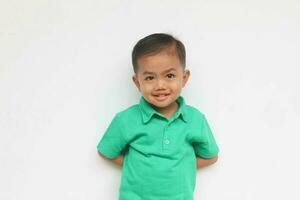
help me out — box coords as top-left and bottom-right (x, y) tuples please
(132, 33), (190, 113)
(132, 33), (186, 74)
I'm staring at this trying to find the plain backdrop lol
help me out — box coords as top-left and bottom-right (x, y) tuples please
(1, 0), (300, 199)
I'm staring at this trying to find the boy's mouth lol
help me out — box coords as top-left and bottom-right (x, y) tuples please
(153, 93), (170, 101)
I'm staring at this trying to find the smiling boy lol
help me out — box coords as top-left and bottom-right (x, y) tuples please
(97, 33), (219, 200)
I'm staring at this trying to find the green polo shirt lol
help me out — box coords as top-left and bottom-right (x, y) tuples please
(97, 96), (219, 200)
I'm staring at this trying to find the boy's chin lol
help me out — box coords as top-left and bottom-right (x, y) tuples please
(149, 98), (174, 108)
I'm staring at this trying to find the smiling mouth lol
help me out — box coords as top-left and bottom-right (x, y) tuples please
(153, 94), (170, 101)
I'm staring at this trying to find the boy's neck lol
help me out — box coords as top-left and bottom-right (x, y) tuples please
(154, 101), (179, 119)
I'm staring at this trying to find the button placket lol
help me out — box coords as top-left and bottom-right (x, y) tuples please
(164, 139), (170, 144)
(162, 123), (171, 149)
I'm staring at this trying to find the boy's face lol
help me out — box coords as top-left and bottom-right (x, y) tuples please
(132, 49), (190, 113)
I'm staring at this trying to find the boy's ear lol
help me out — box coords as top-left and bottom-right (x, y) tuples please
(182, 69), (190, 88)
(132, 74), (141, 91)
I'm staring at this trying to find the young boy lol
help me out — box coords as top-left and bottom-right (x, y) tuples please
(97, 33), (219, 200)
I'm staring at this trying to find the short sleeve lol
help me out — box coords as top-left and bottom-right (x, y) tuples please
(193, 115), (219, 159)
(97, 113), (128, 159)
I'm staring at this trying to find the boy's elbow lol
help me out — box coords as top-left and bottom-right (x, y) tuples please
(207, 155), (218, 166)
(204, 155), (218, 166)
(97, 151), (124, 167)
(211, 155), (218, 164)
(196, 155), (219, 169)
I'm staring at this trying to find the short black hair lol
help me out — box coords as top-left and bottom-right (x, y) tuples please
(131, 33), (186, 73)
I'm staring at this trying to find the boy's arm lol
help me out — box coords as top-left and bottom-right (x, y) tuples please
(98, 151), (124, 167)
(196, 155), (218, 169)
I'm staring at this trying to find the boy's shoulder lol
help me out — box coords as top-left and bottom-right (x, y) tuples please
(115, 103), (141, 120)
(184, 104), (206, 121)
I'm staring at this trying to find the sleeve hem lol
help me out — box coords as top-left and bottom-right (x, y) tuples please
(195, 149), (219, 159)
(97, 145), (120, 159)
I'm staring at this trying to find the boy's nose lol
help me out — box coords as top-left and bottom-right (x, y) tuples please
(155, 79), (167, 89)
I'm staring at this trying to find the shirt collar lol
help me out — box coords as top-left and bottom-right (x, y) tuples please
(139, 96), (188, 124)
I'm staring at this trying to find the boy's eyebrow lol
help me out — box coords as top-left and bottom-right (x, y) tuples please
(142, 68), (177, 75)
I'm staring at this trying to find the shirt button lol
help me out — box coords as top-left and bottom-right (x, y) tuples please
(164, 139), (170, 145)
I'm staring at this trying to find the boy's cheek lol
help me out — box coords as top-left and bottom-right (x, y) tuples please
(140, 85), (153, 92)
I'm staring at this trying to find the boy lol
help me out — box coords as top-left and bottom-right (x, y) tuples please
(97, 33), (219, 200)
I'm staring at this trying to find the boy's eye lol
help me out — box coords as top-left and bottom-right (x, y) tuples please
(145, 76), (154, 81)
(166, 74), (175, 79)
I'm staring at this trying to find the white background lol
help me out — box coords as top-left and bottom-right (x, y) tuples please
(1, 0), (300, 199)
